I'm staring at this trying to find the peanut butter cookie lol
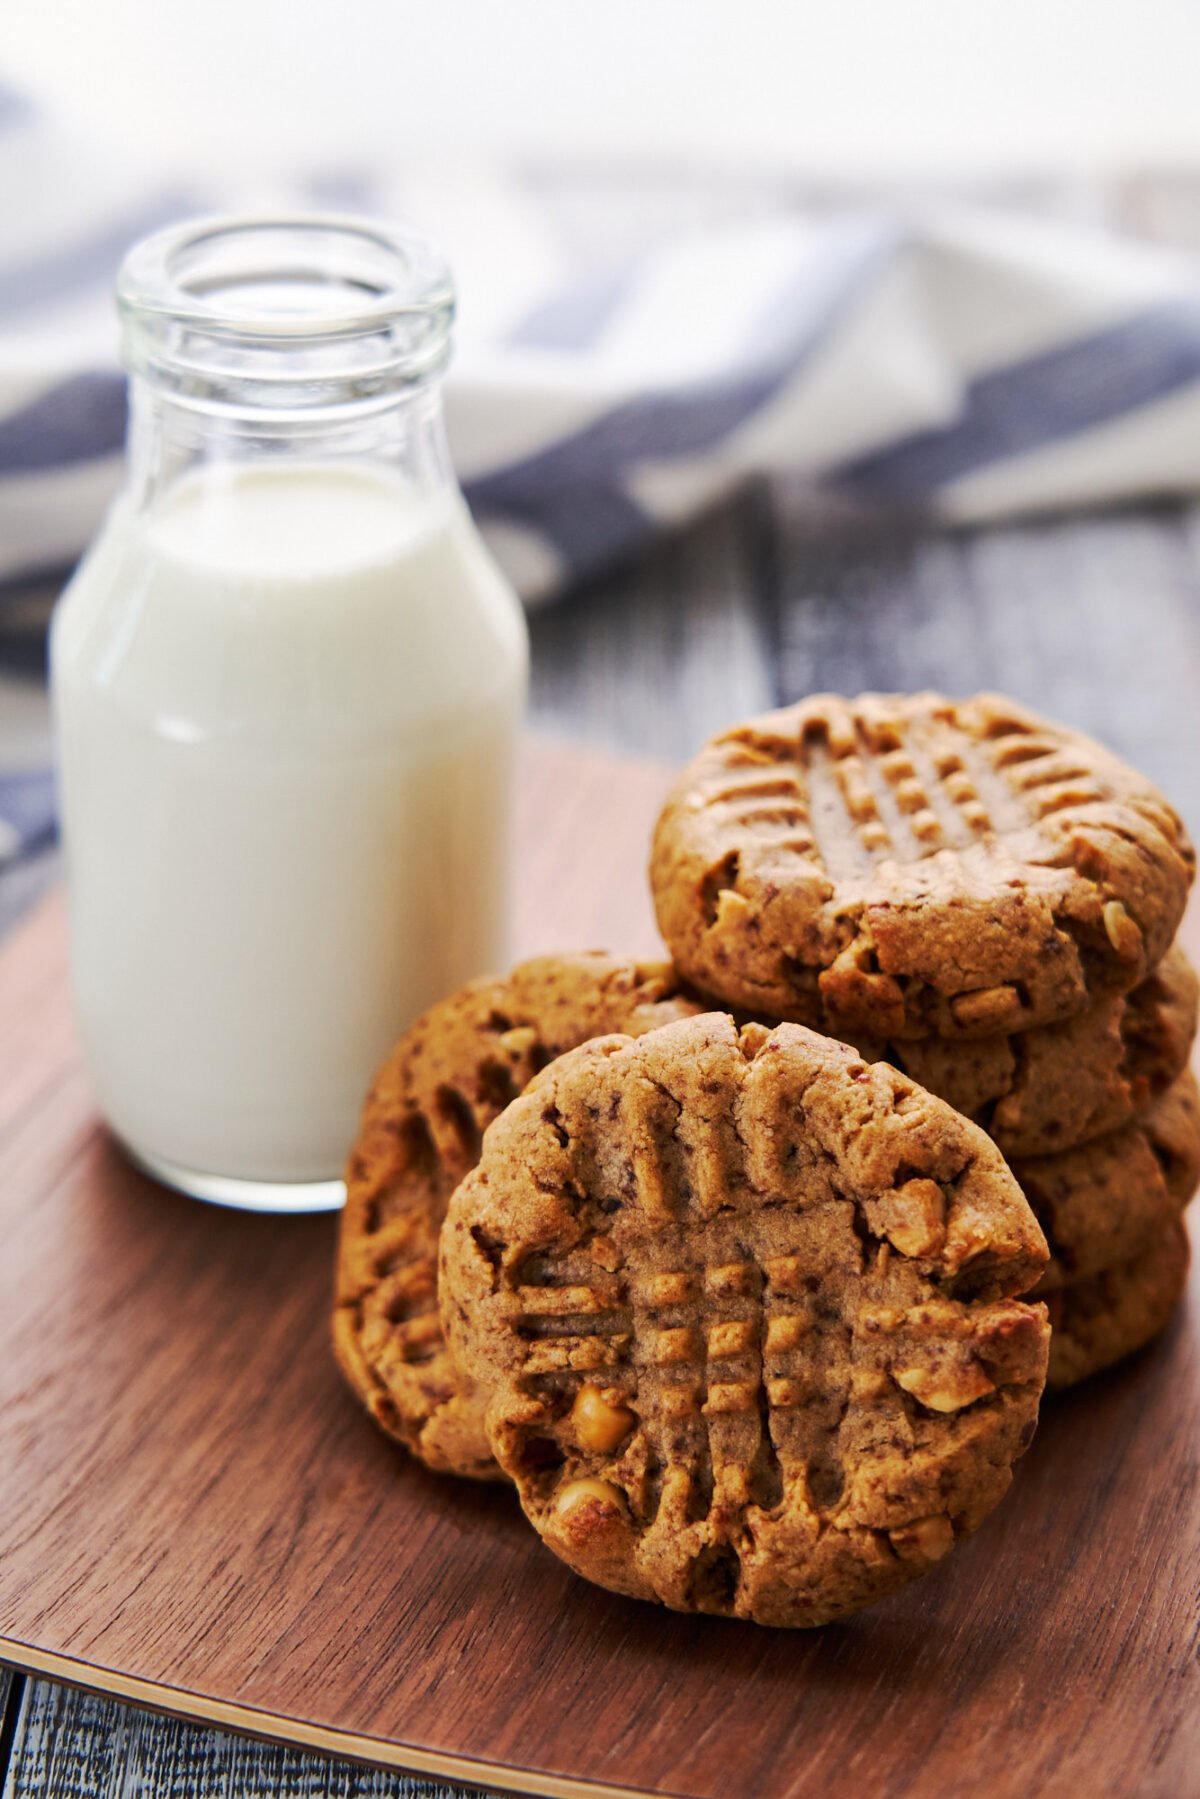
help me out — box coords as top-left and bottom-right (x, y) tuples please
(442, 1014), (1049, 1627)
(1014, 1072), (1200, 1293)
(334, 954), (705, 1480)
(1046, 1218), (1191, 1389)
(859, 944), (1198, 1158)
(651, 693), (1193, 1039)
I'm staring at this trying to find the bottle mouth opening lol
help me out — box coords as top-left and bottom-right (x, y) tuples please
(118, 214), (456, 403)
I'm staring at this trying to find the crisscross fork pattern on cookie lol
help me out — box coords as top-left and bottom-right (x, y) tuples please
(707, 696), (1110, 881)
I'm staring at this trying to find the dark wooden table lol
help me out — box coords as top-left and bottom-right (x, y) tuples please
(3, 476), (1200, 1797)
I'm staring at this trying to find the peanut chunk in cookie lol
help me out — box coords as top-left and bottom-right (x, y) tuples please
(571, 1385), (635, 1452)
(871, 1178), (946, 1259)
(895, 1358), (997, 1413)
(555, 1477), (627, 1519)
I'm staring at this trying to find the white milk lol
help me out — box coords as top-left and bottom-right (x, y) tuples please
(52, 463), (528, 1192)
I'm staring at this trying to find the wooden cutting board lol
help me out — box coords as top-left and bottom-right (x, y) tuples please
(1, 736), (1197, 1799)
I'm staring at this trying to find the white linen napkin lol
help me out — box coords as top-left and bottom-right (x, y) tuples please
(7, 87), (1200, 858)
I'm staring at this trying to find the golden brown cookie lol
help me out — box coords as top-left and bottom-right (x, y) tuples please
(859, 944), (1198, 1158)
(442, 1014), (1049, 1627)
(1013, 1072), (1200, 1293)
(651, 692), (1193, 1040)
(1046, 1219), (1191, 1389)
(333, 954), (706, 1479)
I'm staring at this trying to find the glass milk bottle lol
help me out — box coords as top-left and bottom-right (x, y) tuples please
(51, 216), (529, 1212)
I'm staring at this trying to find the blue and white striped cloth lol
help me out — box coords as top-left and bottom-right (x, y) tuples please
(9, 88), (1200, 860)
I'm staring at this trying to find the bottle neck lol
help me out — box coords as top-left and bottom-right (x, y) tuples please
(123, 372), (456, 515)
(114, 215), (459, 518)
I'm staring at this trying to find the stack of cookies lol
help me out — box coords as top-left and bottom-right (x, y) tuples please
(649, 692), (1199, 1393)
(332, 690), (1196, 1629)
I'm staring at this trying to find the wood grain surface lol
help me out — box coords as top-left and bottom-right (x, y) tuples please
(8, 166), (1200, 1799)
(0, 732), (1197, 1799)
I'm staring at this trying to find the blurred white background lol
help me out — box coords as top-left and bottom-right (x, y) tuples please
(8, 0), (1200, 180)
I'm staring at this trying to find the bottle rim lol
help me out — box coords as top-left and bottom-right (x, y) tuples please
(117, 213), (456, 396)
